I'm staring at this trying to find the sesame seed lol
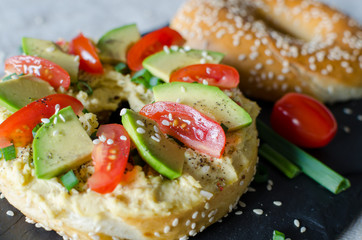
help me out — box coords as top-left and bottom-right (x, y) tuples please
(11, 74), (19, 79)
(162, 120), (170, 126)
(107, 139), (114, 145)
(183, 46), (191, 51)
(343, 126), (351, 133)
(201, 212), (206, 218)
(151, 136), (160, 142)
(357, 115), (362, 121)
(266, 59), (274, 65)
(300, 226), (307, 233)
(120, 108), (127, 116)
(239, 180), (244, 186)
(192, 211), (198, 219)
(189, 230), (197, 236)
(35, 223), (42, 228)
(200, 226), (206, 232)
(136, 128), (146, 134)
(120, 135), (127, 141)
(172, 218), (179, 227)
(176, 98), (181, 103)
(248, 187), (256, 192)
(200, 190), (213, 200)
(267, 185), (272, 191)
(200, 58), (206, 64)
(277, 75), (285, 81)
(155, 133), (161, 139)
(153, 125), (160, 133)
(209, 217), (215, 223)
(191, 223), (196, 229)
(99, 135), (106, 142)
(202, 79), (209, 85)
(179, 236), (187, 240)
(46, 46), (55, 52)
(53, 117), (58, 124)
(59, 114), (66, 122)
(6, 210), (14, 216)
(41, 118), (50, 124)
(55, 104), (60, 113)
(163, 45), (170, 54)
(235, 211), (243, 215)
(93, 139), (100, 144)
(253, 209), (263, 215)
(186, 220), (191, 226)
(168, 113), (173, 121)
(136, 120), (145, 126)
(343, 108), (353, 115)
(239, 201), (246, 207)
(181, 86), (186, 93)
(273, 201), (282, 206)
(52, 130), (58, 136)
(163, 226), (170, 234)
(294, 219), (300, 227)
(238, 54), (246, 61)
(171, 45), (179, 51)
(154, 232), (160, 237)
(255, 63), (263, 70)
(0, 193), (5, 199)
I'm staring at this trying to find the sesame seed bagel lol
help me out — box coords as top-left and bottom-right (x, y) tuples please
(0, 66), (259, 239)
(170, 0), (362, 102)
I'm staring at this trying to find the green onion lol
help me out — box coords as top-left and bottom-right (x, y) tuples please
(254, 163), (269, 183)
(32, 123), (43, 137)
(60, 170), (79, 191)
(2, 73), (24, 81)
(131, 69), (164, 89)
(272, 230), (285, 240)
(82, 108), (89, 114)
(259, 144), (300, 179)
(77, 81), (93, 95)
(257, 120), (351, 194)
(114, 62), (129, 74)
(1, 145), (16, 161)
(220, 123), (229, 133)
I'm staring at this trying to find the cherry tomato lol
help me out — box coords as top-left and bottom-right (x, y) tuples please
(140, 101), (226, 158)
(270, 93), (337, 148)
(4, 55), (71, 90)
(170, 64), (240, 89)
(127, 27), (185, 71)
(69, 33), (103, 74)
(0, 94), (83, 148)
(88, 124), (130, 194)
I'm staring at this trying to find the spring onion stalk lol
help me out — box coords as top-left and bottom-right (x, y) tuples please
(256, 120), (351, 194)
(259, 144), (300, 179)
(60, 170), (79, 191)
(114, 62), (129, 74)
(272, 230), (285, 240)
(1, 145), (16, 161)
(77, 81), (93, 95)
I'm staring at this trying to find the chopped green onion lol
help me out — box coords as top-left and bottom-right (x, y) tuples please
(272, 230), (285, 240)
(257, 120), (351, 194)
(60, 170), (79, 191)
(131, 69), (164, 89)
(254, 163), (269, 183)
(259, 144), (300, 179)
(149, 76), (163, 88)
(220, 123), (229, 133)
(1, 145), (16, 161)
(32, 123), (43, 137)
(114, 62), (129, 74)
(77, 81), (93, 95)
(2, 73), (24, 81)
(82, 108), (89, 114)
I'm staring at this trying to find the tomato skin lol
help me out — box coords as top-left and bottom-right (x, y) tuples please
(0, 94), (83, 148)
(127, 27), (185, 71)
(270, 93), (337, 148)
(4, 55), (71, 90)
(69, 33), (103, 74)
(170, 64), (240, 89)
(88, 124), (130, 194)
(140, 101), (226, 158)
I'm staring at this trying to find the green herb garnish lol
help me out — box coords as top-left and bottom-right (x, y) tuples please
(114, 62), (130, 74)
(272, 230), (285, 240)
(1, 145), (16, 161)
(131, 69), (164, 89)
(60, 170), (79, 191)
(77, 81), (93, 95)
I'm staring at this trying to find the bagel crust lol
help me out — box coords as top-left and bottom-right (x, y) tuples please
(170, 0), (362, 102)
(0, 67), (259, 240)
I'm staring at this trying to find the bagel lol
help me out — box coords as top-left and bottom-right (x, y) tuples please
(0, 63), (259, 239)
(170, 0), (362, 102)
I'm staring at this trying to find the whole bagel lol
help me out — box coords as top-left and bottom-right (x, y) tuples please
(170, 0), (362, 102)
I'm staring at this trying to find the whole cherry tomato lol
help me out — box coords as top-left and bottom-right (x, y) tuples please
(170, 63), (240, 89)
(270, 93), (337, 148)
(127, 27), (185, 71)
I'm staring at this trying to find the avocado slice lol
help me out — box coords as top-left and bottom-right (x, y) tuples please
(0, 75), (55, 112)
(97, 24), (140, 63)
(153, 82), (252, 131)
(33, 106), (93, 179)
(122, 109), (185, 179)
(142, 49), (224, 82)
(22, 37), (79, 83)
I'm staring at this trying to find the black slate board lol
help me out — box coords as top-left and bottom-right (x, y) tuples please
(1, 98), (361, 240)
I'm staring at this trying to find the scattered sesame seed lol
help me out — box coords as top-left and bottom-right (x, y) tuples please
(181, 86), (186, 93)
(162, 120), (170, 126)
(192, 211), (199, 219)
(120, 108), (127, 116)
(176, 98), (181, 103)
(191, 223), (196, 229)
(200, 58), (206, 64)
(186, 220), (191, 226)
(6, 210), (14, 216)
(183, 45), (191, 51)
(53, 117), (58, 124)
(267, 185), (272, 191)
(52, 130), (58, 136)
(0, 193), (5, 199)
(172, 218), (179, 227)
(248, 187), (256, 192)
(46, 46), (55, 52)
(41, 118), (50, 124)
(163, 45), (170, 54)
(120, 135), (127, 141)
(151, 135), (160, 142)
(59, 114), (66, 122)
(35, 223), (42, 228)
(238, 54), (246, 61)
(153, 125), (160, 133)
(154, 232), (160, 237)
(253, 209), (263, 215)
(255, 63), (263, 70)
(136, 128), (146, 134)
(189, 229), (197, 236)
(136, 120), (145, 126)
(268, 180), (274, 185)
(106, 139), (114, 145)
(200, 226), (206, 232)
(171, 45), (179, 51)
(343, 126), (351, 133)
(273, 201), (282, 206)
(239, 180), (244, 186)
(357, 115), (362, 121)
(99, 135), (106, 142)
(343, 108), (353, 115)
(201, 212), (206, 218)
(239, 201), (246, 208)
(168, 113), (173, 121)
(163, 226), (170, 234)
(209, 217), (215, 223)
(179, 236), (187, 240)
(235, 211), (243, 215)
(200, 190), (213, 200)
(300, 226), (307, 233)
(202, 79), (209, 85)
(294, 219), (300, 227)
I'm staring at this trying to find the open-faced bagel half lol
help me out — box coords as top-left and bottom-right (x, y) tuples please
(0, 66), (259, 240)
(170, 0), (362, 102)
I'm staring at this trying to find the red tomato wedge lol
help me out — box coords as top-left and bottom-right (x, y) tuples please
(170, 64), (240, 89)
(271, 93), (337, 148)
(0, 94), (83, 148)
(4, 55), (71, 90)
(88, 124), (131, 194)
(69, 33), (103, 74)
(127, 26), (185, 71)
(140, 102), (226, 158)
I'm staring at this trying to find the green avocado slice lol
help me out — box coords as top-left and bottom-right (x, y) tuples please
(33, 106), (93, 179)
(153, 82), (252, 131)
(122, 109), (185, 179)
